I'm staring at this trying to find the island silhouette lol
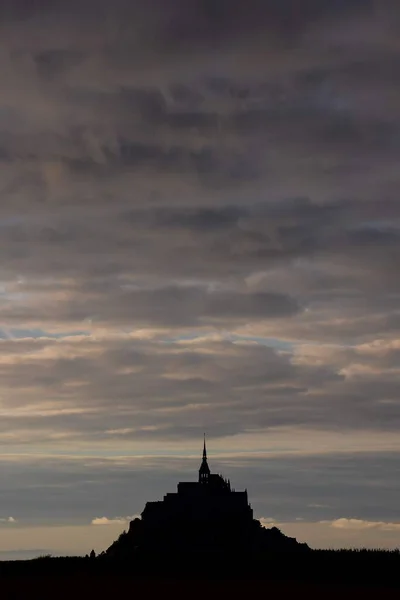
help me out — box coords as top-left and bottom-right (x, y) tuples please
(105, 438), (309, 559)
(105, 437), (309, 559)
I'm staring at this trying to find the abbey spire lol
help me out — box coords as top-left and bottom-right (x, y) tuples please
(199, 434), (210, 483)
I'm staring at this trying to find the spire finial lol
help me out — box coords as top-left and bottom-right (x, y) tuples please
(203, 433), (207, 460)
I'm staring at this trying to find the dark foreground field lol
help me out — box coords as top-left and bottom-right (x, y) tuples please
(0, 577), (398, 600)
(0, 550), (399, 599)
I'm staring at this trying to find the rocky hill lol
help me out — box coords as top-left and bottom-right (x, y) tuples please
(105, 516), (309, 559)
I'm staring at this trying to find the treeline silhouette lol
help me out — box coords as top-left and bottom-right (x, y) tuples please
(1, 547), (400, 587)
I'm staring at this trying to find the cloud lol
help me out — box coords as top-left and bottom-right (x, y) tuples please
(0, 333), (399, 445)
(259, 517), (276, 526)
(91, 516), (138, 526)
(0, 517), (17, 524)
(329, 518), (400, 531)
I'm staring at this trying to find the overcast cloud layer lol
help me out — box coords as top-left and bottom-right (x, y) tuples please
(0, 0), (399, 555)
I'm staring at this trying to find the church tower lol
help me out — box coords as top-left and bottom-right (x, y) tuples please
(198, 435), (210, 483)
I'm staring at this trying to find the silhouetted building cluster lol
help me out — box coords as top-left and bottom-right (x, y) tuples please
(142, 438), (253, 534)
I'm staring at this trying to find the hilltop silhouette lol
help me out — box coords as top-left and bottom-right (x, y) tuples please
(105, 438), (309, 560)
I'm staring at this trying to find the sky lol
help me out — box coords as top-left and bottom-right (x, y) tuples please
(0, 0), (399, 558)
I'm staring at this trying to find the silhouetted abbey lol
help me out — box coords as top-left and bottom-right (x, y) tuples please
(142, 437), (253, 530)
(106, 439), (308, 558)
